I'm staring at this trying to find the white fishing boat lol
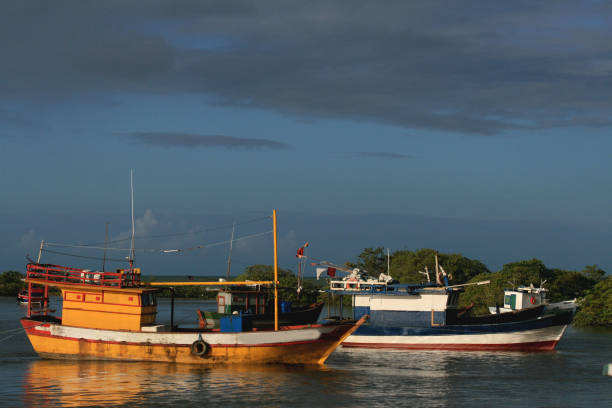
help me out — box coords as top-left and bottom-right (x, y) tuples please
(488, 284), (578, 315)
(311, 252), (575, 351)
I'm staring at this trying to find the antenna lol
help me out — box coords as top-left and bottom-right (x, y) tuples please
(387, 248), (390, 274)
(435, 252), (442, 285)
(226, 221), (235, 280)
(129, 169), (135, 268)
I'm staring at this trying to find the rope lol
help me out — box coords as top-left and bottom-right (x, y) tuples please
(0, 326), (27, 335)
(78, 215), (273, 246)
(0, 333), (23, 343)
(44, 230), (273, 255)
(161, 230), (273, 253)
(42, 249), (130, 262)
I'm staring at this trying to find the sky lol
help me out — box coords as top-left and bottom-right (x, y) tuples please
(2, 1), (612, 276)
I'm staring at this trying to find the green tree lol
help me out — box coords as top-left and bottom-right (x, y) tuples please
(461, 260), (603, 315)
(573, 276), (612, 327)
(546, 270), (596, 302)
(581, 264), (606, 282)
(0, 270), (24, 296)
(346, 247), (387, 275)
(388, 248), (489, 285)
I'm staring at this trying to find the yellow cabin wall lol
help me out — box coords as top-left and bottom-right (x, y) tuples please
(60, 288), (157, 331)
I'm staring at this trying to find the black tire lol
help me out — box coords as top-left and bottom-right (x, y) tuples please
(190, 340), (209, 356)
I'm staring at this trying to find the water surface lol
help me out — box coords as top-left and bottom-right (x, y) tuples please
(1, 297), (610, 407)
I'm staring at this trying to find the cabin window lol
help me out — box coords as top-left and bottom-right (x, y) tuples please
(141, 293), (156, 306)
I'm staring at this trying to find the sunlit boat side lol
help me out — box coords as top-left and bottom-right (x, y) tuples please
(20, 211), (365, 365)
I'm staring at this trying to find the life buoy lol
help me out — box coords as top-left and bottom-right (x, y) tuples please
(190, 339), (209, 356)
(530, 296), (536, 305)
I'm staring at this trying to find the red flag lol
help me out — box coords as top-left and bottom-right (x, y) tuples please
(296, 247), (304, 258)
(327, 267), (336, 277)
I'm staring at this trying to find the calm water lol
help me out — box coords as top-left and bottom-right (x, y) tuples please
(1, 296), (611, 407)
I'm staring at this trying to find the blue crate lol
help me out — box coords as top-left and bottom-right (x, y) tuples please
(220, 314), (253, 332)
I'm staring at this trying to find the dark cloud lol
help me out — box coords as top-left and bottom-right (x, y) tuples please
(350, 152), (412, 160)
(3, 1), (612, 135)
(126, 132), (289, 150)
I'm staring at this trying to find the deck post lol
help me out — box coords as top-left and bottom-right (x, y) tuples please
(27, 281), (32, 317)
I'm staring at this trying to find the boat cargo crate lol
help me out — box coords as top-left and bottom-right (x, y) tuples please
(220, 315), (253, 332)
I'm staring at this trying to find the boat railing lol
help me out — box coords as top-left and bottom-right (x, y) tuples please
(329, 279), (389, 292)
(26, 263), (141, 288)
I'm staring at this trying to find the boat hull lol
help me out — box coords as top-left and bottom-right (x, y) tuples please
(21, 317), (361, 365)
(343, 313), (572, 351)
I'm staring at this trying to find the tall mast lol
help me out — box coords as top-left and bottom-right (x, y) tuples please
(129, 169), (135, 269)
(273, 209), (279, 331)
(226, 221), (235, 280)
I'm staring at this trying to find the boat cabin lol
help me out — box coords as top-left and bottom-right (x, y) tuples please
(217, 287), (268, 315)
(24, 263), (160, 332)
(503, 286), (547, 311)
(329, 278), (461, 328)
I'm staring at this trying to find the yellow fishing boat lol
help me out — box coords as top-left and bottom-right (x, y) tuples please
(20, 210), (365, 365)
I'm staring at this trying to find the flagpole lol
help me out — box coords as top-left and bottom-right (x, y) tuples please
(273, 209), (279, 331)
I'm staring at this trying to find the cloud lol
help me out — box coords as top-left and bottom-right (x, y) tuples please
(125, 132), (289, 150)
(3, 1), (612, 135)
(350, 152), (413, 160)
(18, 229), (39, 252)
(113, 209), (160, 244)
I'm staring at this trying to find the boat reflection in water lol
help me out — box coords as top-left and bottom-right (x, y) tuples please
(22, 360), (333, 407)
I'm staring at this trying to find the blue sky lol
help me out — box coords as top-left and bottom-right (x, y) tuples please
(2, 1), (612, 275)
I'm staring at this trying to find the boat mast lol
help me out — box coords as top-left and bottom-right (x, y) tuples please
(273, 209), (279, 331)
(226, 221), (235, 280)
(129, 169), (135, 270)
(435, 251), (442, 285)
(36, 240), (44, 264)
(387, 248), (390, 274)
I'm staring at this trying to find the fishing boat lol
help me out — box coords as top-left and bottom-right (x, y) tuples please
(19, 210), (365, 365)
(307, 249), (575, 351)
(17, 286), (46, 305)
(326, 269), (574, 351)
(198, 286), (323, 329)
(488, 284), (578, 315)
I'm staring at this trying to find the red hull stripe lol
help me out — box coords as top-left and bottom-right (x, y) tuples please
(342, 341), (559, 351)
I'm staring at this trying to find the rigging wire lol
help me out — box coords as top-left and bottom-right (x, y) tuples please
(78, 215), (272, 247)
(43, 230), (273, 255)
(42, 248), (130, 263)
